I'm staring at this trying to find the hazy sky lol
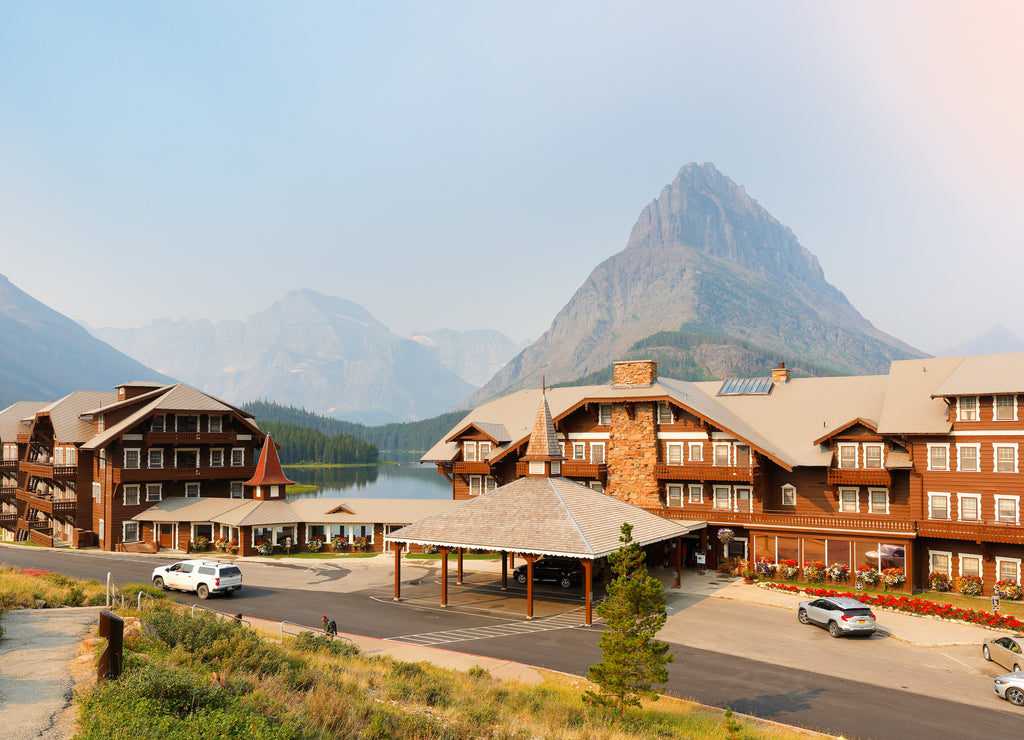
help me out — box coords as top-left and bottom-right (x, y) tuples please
(2, 2), (1021, 355)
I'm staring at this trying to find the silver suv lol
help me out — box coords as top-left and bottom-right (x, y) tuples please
(797, 596), (876, 637)
(152, 559), (243, 599)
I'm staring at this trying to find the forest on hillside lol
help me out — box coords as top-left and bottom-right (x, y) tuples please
(259, 420), (378, 465)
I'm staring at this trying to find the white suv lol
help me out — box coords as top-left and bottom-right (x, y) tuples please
(152, 560), (243, 599)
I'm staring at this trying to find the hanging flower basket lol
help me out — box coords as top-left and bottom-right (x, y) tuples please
(717, 528), (735, 545)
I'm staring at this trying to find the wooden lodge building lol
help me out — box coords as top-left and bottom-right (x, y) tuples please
(422, 355), (1024, 595)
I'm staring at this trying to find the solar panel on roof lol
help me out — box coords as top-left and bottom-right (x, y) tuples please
(717, 377), (774, 396)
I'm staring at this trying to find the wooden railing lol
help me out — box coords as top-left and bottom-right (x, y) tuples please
(0, 512), (16, 528)
(452, 461), (491, 475)
(113, 465), (255, 483)
(643, 507), (917, 534)
(145, 431), (238, 445)
(560, 461), (607, 478)
(917, 519), (1024, 545)
(827, 468), (892, 486)
(654, 463), (758, 483)
(0, 459), (16, 471)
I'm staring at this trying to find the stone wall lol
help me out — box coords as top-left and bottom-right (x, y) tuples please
(613, 360), (658, 387)
(606, 401), (660, 507)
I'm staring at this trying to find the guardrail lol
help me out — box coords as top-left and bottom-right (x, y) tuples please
(280, 619), (353, 644)
(191, 603), (253, 628)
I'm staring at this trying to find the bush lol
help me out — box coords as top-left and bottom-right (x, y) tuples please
(292, 631), (360, 657)
(802, 561), (826, 583)
(777, 560), (799, 581)
(881, 568), (905, 589)
(827, 562), (850, 582)
(995, 580), (1023, 600)
(856, 567), (879, 586)
(929, 571), (951, 592)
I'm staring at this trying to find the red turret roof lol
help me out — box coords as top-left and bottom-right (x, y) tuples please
(244, 434), (295, 487)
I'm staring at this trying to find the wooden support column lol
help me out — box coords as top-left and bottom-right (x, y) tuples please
(583, 559), (593, 626)
(674, 536), (682, 589)
(904, 538), (914, 594)
(393, 543), (403, 601)
(525, 554), (536, 620)
(457, 547), (464, 585)
(501, 551), (508, 590)
(440, 547), (450, 608)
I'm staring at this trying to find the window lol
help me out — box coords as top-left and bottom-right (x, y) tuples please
(960, 555), (982, 578)
(868, 488), (889, 515)
(573, 443), (585, 461)
(484, 476), (497, 493)
(209, 415), (223, 433)
(666, 443), (682, 465)
(99, 448), (106, 469)
(959, 493), (981, 521)
(839, 488), (859, 513)
(957, 444), (980, 472)
(996, 395), (1017, 421)
(463, 441), (477, 462)
(98, 518), (105, 542)
(230, 482), (244, 499)
(688, 484), (703, 504)
(957, 396), (978, 422)
(996, 496), (1019, 524)
(589, 481), (605, 493)
(930, 551), (952, 576)
(781, 485), (796, 506)
(478, 442), (491, 459)
(146, 484), (162, 502)
(175, 415), (199, 432)
(468, 475), (482, 496)
(928, 492), (950, 520)
(713, 486), (730, 509)
(528, 461), (544, 474)
(667, 484), (683, 507)
(124, 449), (140, 469)
(231, 448), (245, 466)
(591, 443), (606, 464)
(927, 444), (948, 471)
(997, 558), (1021, 583)
(66, 446), (76, 465)
(175, 449), (198, 469)
(123, 521), (140, 543)
(148, 449), (163, 469)
(995, 444), (1018, 473)
(551, 460), (561, 475)
(598, 405), (612, 425)
(688, 442), (703, 462)
(185, 482), (201, 498)
(97, 415), (104, 433)
(123, 485), (140, 506)
(656, 401), (673, 424)
(150, 415), (165, 432)
(863, 444), (883, 469)
(54, 447), (64, 465)
(713, 444), (731, 467)
(92, 482), (101, 502)
(210, 449), (224, 467)
(838, 444), (857, 469)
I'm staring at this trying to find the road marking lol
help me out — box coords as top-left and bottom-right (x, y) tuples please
(942, 653), (974, 670)
(387, 611), (593, 646)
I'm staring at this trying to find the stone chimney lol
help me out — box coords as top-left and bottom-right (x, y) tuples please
(612, 360), (658, 388)
(771, 362), (790, 384)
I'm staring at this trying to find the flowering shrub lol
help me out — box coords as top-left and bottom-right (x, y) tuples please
(956, 574), (983, 596)
(881, 568), (905, 589)
(214, 536), (228, 552)
(760, 583), (1024, 631)
(331, 536), (348, 553)
(307, 537), (324, 553)
(826, 562), (850, 583)
(995, 580), (1023, 600)
(227, 538), (238, 554)
(856, 567), (879, 586)
(929, 571), (951, 592)
(717, 528), (735, 545)
(352, 535), (370, 551)
(778, 559), (800, 581)
(802, 561), (826, 583)
(754, 558), (776, 578)
(193, 535), (209, 552)
(256, 540), (274, 556)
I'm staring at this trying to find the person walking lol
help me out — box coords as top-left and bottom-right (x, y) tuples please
(322, 615), (337, 636)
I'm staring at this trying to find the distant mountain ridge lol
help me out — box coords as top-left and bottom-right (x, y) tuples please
(0, 274), (173, 408)
(474, 163), (924, 401)
(410, 329), (527, 387)
(940, 324), (1024, 357)
(93, 289), (476, 424)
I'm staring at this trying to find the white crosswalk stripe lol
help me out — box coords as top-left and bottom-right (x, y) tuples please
(389, 611), (594, 646)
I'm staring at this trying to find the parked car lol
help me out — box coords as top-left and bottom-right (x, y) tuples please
(797, 596), (876, 637)
(512, 557), (583, 588)
(994, 671), (1024, 706)
(152, 559), (243, 599)
(984, 635), (1024, 672)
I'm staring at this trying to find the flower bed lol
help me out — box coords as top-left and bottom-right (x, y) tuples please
(802, 560), (826, 583)
(881, 568), (905, 589)
(995, 580), (1023, 600)
(855, 566), (879, 586)
(929, 571), (951, 592)
(761, 582), (1024, 631)
(777, 559), (799, 581)
(307, 537), (324, 553)
(826, 562), (849, 583)
(956, 574), (984, 596)
(754, 558), (776, 578)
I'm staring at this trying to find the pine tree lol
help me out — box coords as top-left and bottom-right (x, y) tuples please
(585, 522), (674, 716)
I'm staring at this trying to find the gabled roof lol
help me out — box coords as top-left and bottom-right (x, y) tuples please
(132, 497), (455, 526)
(444, 421), (510, 445)
(930, 353), (1024, 397)
(812, 417), (880, 446)
(245, 434), (295, 487)
(0, 401), (48, 442)
(39, 390), (119, 444)
(387, 476), (703, 559)
(876, 356), (961, 435)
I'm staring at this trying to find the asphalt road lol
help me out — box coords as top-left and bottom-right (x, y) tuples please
(2, 547), (1020, 739)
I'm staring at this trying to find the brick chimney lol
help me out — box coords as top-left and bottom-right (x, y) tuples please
(613, 360), (658, 387)
(771, 362), (790, 384)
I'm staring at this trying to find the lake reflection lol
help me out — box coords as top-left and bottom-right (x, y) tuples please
(285, 463), (450, 500)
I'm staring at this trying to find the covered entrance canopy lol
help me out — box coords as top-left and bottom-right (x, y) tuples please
(386, 475), (705, 625)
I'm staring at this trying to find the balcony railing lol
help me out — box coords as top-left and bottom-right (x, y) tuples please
(452, 461), (491, 475)
(145, 431), (239, 445)
(644, 507), (917, 534)
(654, 463), (758, 483)
(0, 460), (16, 471)
(0, 512), (16, 529)
(0, 486), (15, 502)
(917, 519), (1024, 545)
(827, 468), (892, 486)
(113, 465), (255, 483)
(560, 461), (608, 479)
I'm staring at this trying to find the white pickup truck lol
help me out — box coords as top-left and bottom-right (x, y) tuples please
(151, 559), (243, 599)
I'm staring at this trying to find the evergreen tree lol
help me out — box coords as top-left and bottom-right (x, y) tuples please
(585, 522), (674, 716)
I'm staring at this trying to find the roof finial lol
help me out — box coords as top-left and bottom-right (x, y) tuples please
(542, 374), (546, 394)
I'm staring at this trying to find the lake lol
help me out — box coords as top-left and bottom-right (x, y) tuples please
(284, 462), (451, 500)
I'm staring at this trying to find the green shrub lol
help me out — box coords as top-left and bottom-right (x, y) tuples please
(292, 630), (360, 657)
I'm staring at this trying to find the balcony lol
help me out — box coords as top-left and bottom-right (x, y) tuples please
(452, 461), (491, 475)
(0, 511), (16, 529)
(561, 461), (608, 479)
(145, 431), (238, 445)
(644, 507), (916, 535)
(827, 468), (892, 486)
(0, 486), (15, 503)
(917, 519), (1024, 545)
(113, 465), (255, 483)
(654, 463), (758, 483)
(0, 459), (16, 472)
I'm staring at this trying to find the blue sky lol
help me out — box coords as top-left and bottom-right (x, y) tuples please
(2, 2), (1022, 355)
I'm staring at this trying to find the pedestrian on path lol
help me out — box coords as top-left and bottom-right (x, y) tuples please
(322, 615), (337, 636)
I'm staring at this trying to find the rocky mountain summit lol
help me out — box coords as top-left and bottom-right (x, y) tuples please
(475, 163), (923, 401)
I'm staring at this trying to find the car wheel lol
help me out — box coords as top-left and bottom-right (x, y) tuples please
(559, 576), (572, 589)
(983, 645), (991, 661)
(828, 621), (842, 638)
(197, 583), (210, 600)
(798, 608), (810, 625)
(1007, 687), (1024, 706)
(516, 573), (528, 584)
(153, 577), (166, 590)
